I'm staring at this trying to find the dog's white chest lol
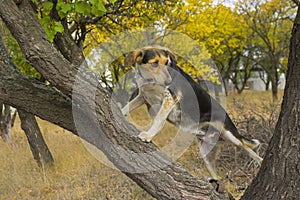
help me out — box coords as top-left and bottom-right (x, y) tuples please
(140, 85), (182, 125)
(141, 85), (165, 105)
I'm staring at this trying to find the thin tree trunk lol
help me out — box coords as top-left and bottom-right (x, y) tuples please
(265, 79), (270, 91)
(271, 80), (278, 101)
(241, 5), (300, 200)
(270, 67), (279, 101)
(0, 103), (15, 144)
(18, 109), (54, 167)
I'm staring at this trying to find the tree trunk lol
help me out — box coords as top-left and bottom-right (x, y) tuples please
(265, 79), (269, 91)
(270, 67), (279, 101)
(271, 79), (278, 101)
(18, 110), (54, 167)
(0, 103), (16, 144)
(241, 6), (300, 200)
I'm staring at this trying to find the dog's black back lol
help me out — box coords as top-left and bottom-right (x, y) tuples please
(166, 58), (243, 140)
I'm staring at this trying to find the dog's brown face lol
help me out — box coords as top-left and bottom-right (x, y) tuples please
(124, 46), (176, 86)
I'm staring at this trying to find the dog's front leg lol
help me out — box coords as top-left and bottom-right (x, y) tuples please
(139, 89), (180, 142)
(121, 92), (145, 116)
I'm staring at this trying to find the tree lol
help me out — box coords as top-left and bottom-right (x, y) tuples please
(241, 2), (300, 199)
(0, 16), (53, 167)
(169, 1), (251, 93)
(0, 1), (231, 199)
(19, 110), (54, 167)
(0, 103), (16, 144)
(238, 0), (294, 100)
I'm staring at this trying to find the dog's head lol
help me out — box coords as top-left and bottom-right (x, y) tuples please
(124, 45), (176, 86)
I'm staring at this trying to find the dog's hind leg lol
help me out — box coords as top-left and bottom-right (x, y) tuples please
(221, 130), (263, 165)
(200, 145), (219, 180)
(138, 89), (180, 142)
(198, 131), (221, 181)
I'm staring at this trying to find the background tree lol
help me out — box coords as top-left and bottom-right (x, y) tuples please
(238, 0), (294, 100)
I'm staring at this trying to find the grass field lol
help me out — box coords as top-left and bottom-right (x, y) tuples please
(0, 90), (283, 200)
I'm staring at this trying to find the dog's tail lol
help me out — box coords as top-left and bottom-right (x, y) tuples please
(224, 113), (261, 150)
(241, 137), (261, 150)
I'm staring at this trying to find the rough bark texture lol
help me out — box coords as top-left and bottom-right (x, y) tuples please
(0, 57), (75, 134)
(18, 110), (54, 167)
(241, 6), (300, 200)
(0, 0), (76, 95)
(0, 1), (232, 199)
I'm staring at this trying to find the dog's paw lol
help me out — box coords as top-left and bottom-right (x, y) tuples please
(208, 178), (220, 192)
(121, 108), (129, 117)
(208, 178), (226, 193)
(138, 132), (152, 143)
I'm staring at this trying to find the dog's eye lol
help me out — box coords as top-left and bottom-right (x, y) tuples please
(151, 62), (159, 68)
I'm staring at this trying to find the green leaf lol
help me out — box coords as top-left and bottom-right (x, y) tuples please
(44, 28), (56, 42)
(74, 1), (91, 15)
(90, 0), (107, 13)
(97, 1), (107, 12)
(39, 16), (51, 29)
(39, 16), (64, 42)
(54, 21), (64, 33)
(57, 0), (73, 18)
(60, 2), (72, 13)
(43, 2), (53, 13)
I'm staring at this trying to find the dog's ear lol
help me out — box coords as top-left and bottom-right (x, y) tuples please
(124, 50), (143, 67)
(163, 47), (176, 64)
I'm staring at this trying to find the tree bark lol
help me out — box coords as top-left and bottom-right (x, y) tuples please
(0, 1), (232, 199)
(241, 6), (300, 200)
(18, 109), (54, 167)
(0, 0), (76, 95)
(270, 66), (279, 101)
(0, 60), (75, 134)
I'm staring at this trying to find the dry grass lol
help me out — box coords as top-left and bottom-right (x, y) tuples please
(0, 118), (153, 200)
(0, 90), (283, 199)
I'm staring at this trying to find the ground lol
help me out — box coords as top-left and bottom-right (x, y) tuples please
(0, 90), (283, 200)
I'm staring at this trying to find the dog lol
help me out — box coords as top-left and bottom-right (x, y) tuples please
(121, 45), (263, 181)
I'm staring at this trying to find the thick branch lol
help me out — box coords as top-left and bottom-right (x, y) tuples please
(48, 0), (84, 66)
(0, 0), (76, 95)
(0, 55), (76, 134)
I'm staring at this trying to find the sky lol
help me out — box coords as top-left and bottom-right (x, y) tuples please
(213, 0), (238, 8)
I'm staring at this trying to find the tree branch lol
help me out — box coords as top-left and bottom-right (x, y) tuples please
(0, 37), (76, 133)
(0, 0), (76, 95)
(292, 0), (300, 6)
